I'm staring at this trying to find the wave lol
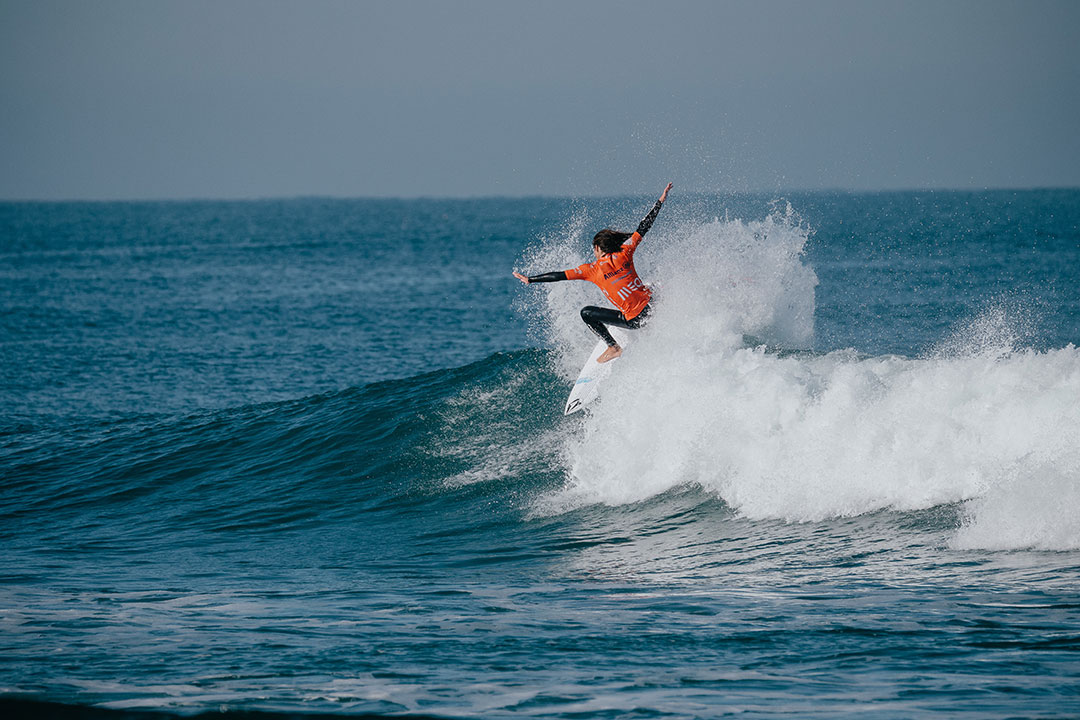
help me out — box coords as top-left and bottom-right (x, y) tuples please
(3, 341), (1077, 557)
(0, 351), (565, 549)
(4, 208), (1078, 556)
(519, 210), (1080, 551)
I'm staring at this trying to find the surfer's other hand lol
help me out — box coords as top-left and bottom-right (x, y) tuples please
(659, 182), (673, 203)
(513, 271), (530, 284)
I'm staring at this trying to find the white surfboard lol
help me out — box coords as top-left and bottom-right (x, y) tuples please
(564, 327), (629, 415)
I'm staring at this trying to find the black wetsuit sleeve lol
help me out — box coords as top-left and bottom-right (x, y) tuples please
(636, 199), (664, 237)
(527, 271), (568, 283)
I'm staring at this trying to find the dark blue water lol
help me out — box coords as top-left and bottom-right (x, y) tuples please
(2, 191), (1079, 718)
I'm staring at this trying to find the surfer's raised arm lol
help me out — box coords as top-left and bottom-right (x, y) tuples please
(636, 182), (674, 238)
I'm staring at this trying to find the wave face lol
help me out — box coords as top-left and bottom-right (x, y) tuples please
(2, 193), (1080, 718)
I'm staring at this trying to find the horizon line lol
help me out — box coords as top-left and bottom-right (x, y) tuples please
(2, 185), (1078, 204)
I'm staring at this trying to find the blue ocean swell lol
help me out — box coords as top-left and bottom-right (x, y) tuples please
(2, 191), (1080, 717)
(0, 351), (563, 558)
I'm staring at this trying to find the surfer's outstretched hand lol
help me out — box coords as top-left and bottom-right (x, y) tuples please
(660, 182), (673, 203)
(512, 271), (530, 284)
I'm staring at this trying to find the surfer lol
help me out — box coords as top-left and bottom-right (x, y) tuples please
(514, 182), (672, 362)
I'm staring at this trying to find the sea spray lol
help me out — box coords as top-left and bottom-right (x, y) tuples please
(930, 300), (1037, 360)
(513, 206), (599, 377)
(646, 203), (818, 352)
(516, 205), (818, 376)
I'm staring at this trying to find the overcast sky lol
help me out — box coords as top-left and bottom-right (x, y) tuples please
(1, 0), (1078, 199)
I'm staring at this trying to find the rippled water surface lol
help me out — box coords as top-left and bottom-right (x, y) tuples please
(2, 192), (1079, 718)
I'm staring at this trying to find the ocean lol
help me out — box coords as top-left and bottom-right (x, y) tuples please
(1, 190), (1078, 718)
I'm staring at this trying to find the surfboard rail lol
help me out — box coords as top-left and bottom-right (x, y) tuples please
(563, 328), (629, 415)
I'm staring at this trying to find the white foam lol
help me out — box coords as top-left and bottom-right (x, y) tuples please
(954, 451), (1080, 552)
(525, 211), (1080, 551)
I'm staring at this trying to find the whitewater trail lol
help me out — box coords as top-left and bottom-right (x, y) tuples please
(519, 210), (1080, 551)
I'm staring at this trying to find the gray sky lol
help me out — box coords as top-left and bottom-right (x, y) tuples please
(2, 0), (1078, 199)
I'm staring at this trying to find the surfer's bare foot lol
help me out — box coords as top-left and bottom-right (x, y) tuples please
(598, 345), (622, 363)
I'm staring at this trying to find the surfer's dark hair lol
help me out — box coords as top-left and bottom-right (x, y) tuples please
(593, 228), (631, 254)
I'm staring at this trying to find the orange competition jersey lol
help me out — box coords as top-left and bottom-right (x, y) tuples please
(565, 232), (652, 319)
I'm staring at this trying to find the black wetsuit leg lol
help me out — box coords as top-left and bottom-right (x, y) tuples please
(580, 304), (651, 347)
